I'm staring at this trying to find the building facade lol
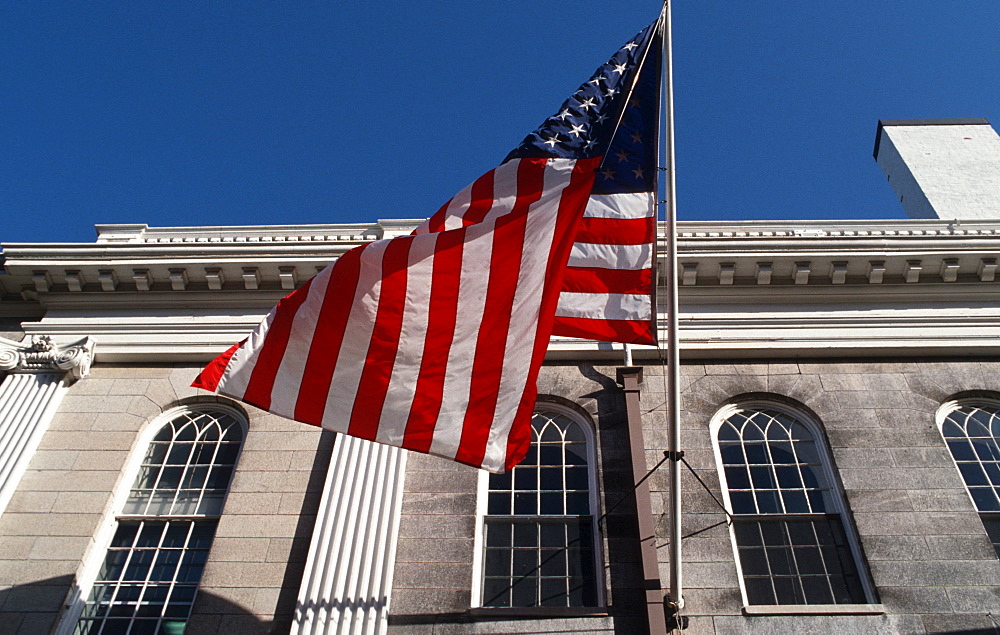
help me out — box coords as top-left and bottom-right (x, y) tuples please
(1, 120), (1000, 633)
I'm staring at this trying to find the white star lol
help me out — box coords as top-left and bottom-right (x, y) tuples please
(632, 166), (646, 179)
(589, 76), (605, 85)
(615, 150), (630, 162)
(630, 131), (642, 143)
(605, 88), (617, 98)
(595, 113), (608, 125)
(555, 109), (572, 121)
(612, 63), (627, 75)
(578, 97), (596, 111)
(569, 124), (586, 138)
(623, 41), (638, 51)
(584, 139), (598, 150)
(543, 135), (560, 148)
(599, 168), (616, 180)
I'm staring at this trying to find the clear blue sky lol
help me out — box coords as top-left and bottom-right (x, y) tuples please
(2, 2), (998, 244)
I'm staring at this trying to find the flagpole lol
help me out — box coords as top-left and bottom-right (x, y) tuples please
(662, 0), (685, 614)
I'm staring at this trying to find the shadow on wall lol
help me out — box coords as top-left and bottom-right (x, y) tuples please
(0, 576), (277, 635)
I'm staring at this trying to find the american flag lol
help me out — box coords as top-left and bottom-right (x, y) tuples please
(194, 16), (662, 472)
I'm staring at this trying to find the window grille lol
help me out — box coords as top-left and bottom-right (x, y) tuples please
(480, 409), (600, 608)
(75, 406), (245, 635)
(939, 400), (1000, 558)
(714, 404), (869, 606)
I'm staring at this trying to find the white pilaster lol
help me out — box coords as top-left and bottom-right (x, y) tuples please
(0, 335), (94, 516)
(293, 435), (407, 635)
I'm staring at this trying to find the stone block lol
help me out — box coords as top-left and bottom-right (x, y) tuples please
(51, 491), (112, 515)
(265, 537), (310, 564)
(831, 448), (894, 469)
(678, 587), (743, 617)
(0, 512), (100, 537)
(869, 559), (1000, 586)
(925, 534), (997, 561)
(855, 510), (984, 537)
(877, 585), (950, 614)
(0, 581), (65, 614)
(843, 489), (913, 513)
(405, 469), (477, 493)
(921, 613), (998, 633)
(46, 412), (97, 431)
(859, 535), (929, 561)
(393, 562), (471, 590)
(221, 493), (282, 515)
(3, 491), (57, 514)
(395, 538), (474, 564)
(945, 585), (1000, 614)
(207, 537), (271, 563)
(677, 561), (740, 589)
(401, 492), (476, 516)
(908, 488), (978, 515)
(26, 536), (91, 561)
(215, 514), (301, 539)
(66, 378), (114, 396)
(232, 450), (295, 472)
(389, 587), (471, 615)
(398, 513), (475, 540)
(890, 446), (952, 467)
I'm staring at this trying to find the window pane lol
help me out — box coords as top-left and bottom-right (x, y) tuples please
(79, 408), (244, 633)
(719, 407), (867, 606)
(481, 411), (599, 608)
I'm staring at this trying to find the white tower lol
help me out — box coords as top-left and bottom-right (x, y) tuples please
(874, 119), (1000, 220)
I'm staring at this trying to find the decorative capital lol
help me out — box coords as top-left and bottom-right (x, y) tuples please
(0, 335), (95, 383)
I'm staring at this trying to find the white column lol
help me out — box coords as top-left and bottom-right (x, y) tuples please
(292, 435), (408, 635)
(0, 335), (95, 517)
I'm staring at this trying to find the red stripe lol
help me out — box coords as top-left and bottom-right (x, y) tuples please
(455, 158), (547, 468)
(191, 339), (244, 391)
(291, 246), (364, 424)
(423, 198), (453, 234)
(560, 266), (652, 295)
(402, 229), (464, 452)
(239, 277), (316, 411)
(346, 237), (414, 440)
(503, 158), (601, 469)
(574, 216), (654, 245)
(462, 170), (496, 226)
(552, 315), (655, 345)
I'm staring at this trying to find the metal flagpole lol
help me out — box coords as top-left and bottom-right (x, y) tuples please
(662, 0), (685, 615)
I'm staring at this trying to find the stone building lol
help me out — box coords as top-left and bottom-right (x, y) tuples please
(1, 119), (1000, 633)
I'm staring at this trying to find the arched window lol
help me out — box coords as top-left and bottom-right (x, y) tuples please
(938, 399), (1000, 557)
(476, 407), (601, 608)
(74, 405), (246, 634)
(713, 403), (870, 606)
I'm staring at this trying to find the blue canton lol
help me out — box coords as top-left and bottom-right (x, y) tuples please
(505, 18), (661, 195)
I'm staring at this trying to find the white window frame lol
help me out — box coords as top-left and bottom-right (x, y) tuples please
(710, 400), (876, 609)
(56, 403), (248, 634)
(471, 403), (604, 609)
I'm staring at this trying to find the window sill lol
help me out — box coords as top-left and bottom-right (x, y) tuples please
(743, 604), (885, 616)
(468, 607), (609, 619)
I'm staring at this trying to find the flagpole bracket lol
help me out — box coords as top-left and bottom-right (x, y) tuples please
(664, 450), (685, 461)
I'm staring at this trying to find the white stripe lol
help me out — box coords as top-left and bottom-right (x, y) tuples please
(479, 160), (519, 226)
(266, 265), (337, 418)
(582, 192), (655, 219)
(441, 179), (474, 231)
(429, 219), (496, 460)
(555, 291), (652, 321)
(217, 303), (279, 401)
(481, 159), (574, 471)
(374, 233), (438, 446)
(567, 242), (652, 270)
(320, 239), (390, 433)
